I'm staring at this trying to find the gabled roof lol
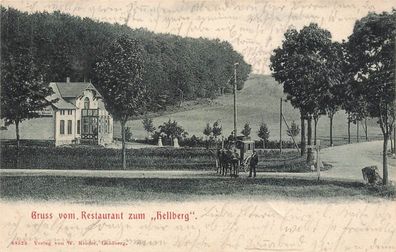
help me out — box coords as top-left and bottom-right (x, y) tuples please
(52, 99), (76, 109)
(53, 82), (102, 98)
(46, 82), (102, 110)
(46, 83), (76, 109)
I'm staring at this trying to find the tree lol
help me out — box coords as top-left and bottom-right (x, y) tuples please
(142, 114), (155, 138)
(258, 123), (270, 148)
(1, 7), (55, 149)
(93, 35), (148, 169)
(312, 108), (325, 145)
(2, 7), (252, 109)
(270, 23), (337, 162)
(287, 121), (300, 139)
(1, 45), (54, 149)
(212, 120), (222, 140)
(340, 41), (369, 144)
(158, 119), (187, 144)
(341, 82), (368, 144)
(347, 10), (396, 185)
(125, 127), (133, 142)
(241, 122), (251, 138)
(321, 42), (346, 146)
(203, 123), (212, 139)
(203, 122), (212, 148)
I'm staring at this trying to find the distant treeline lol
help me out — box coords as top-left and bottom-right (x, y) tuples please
(1, 7), (251, 109)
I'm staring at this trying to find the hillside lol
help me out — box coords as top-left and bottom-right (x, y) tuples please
(1, 75), (383, 145)
(1, 7), (251, 107)
(116, 74), (383, 145)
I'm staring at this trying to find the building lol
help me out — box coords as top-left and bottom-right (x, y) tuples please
(48, 78), (113, 146)
(0, 78), (114, 146)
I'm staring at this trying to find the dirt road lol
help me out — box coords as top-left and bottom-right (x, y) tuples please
(320, 140), (396, 182)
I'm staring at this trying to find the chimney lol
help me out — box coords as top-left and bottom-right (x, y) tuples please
(66, 77), (70, 83)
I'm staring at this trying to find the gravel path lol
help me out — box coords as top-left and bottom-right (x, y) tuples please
(320, 140), (396, 182)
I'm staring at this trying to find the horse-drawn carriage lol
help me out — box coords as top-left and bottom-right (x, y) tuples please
(217, 136), (255, 176)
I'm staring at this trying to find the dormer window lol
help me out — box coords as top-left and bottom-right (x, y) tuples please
(84, 97), (90, 109)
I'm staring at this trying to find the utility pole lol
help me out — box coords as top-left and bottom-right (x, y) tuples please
(394, 35), (396, 154)
(280, 98), (283, 153)
(234, 62), (238, 140)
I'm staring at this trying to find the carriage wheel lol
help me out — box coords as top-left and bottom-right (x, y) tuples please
(241, 157), (251, 173)
(243, 163), (249, 173)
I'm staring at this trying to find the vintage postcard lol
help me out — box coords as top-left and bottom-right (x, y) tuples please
(1, 0), (395, 251)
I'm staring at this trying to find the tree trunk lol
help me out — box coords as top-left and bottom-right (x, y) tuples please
(121, 120), (127, 169)
(364, 118), (368, 141)
(15, 120), (20, 150)
(357, 120), (360, 143)
(314, 117), (318, 145)
(393, 124), (396, 154)
(383, 133), (389, 185)
(307, 116), (313, 163)
(329, 115), (333, 147)
(390, 128), (394, 154)
(15, 120), (20, 169)
(300, 115), (306, 156)
(347, 118), (351, 144)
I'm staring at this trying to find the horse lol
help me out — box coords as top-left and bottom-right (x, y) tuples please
(216, 148), (224, 174)
(217, 149), (229, 176)
(219, 149), (239, 177)
(230, 150), (240, 177)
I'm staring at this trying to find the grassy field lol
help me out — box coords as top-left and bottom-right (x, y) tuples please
(1, 175), (394, 202)
(115, 74), (383, 146)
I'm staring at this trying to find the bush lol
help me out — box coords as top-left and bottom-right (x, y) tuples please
(254, 140), (299, 149)
(134, 138), (157, 145)
(125, 127), (133, 142)
(180, 135), (205, 148)
(0, 144), (215, 170)
(0, 139), (55, 147)
(136, 134), (215, 148)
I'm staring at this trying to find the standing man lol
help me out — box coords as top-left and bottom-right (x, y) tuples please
(249, 150), (258, 178)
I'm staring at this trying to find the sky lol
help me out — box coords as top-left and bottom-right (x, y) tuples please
(2, 0), (396, 74)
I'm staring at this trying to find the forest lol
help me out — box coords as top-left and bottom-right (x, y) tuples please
(0, 7), (251, 109)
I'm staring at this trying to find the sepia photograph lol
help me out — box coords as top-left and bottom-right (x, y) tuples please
(0, 0), (395, 251)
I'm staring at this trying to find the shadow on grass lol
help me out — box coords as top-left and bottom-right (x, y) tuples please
(0, 176), (394, 202)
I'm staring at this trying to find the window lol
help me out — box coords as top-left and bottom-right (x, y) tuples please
(82, 118), (89, 134)
(83, 124), (89, 134)
(105, 118), (108, 133)
(67, 120), (72, 134)
(77, 120), (80, 134)
(60, 120), (65, 135)
(68, 110), (72, 115)
(60, 110), (65, 115)
(84, 97), (90, 109)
